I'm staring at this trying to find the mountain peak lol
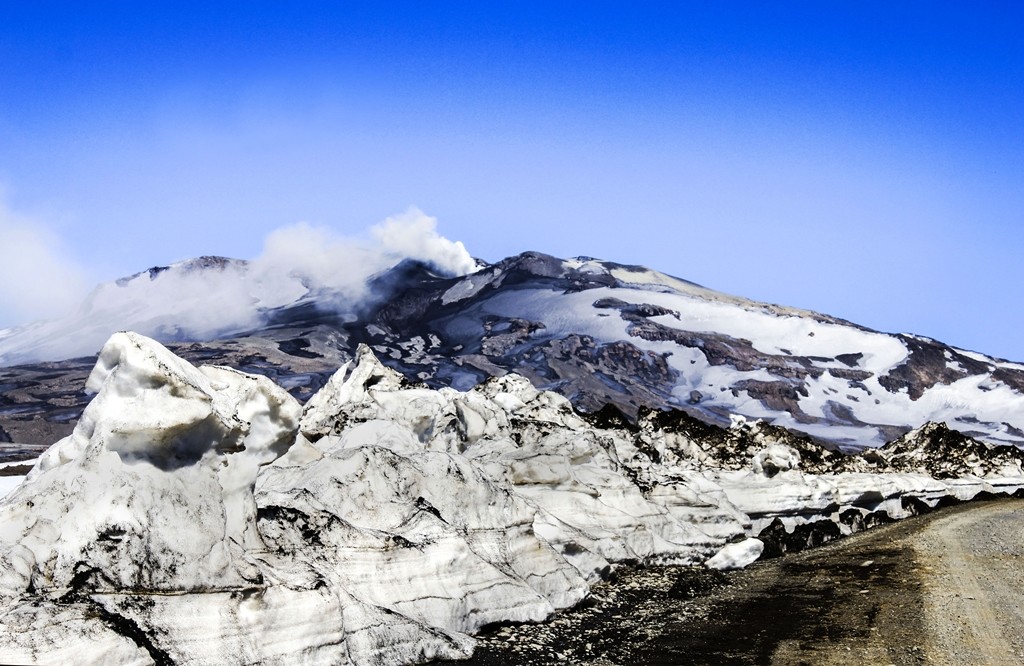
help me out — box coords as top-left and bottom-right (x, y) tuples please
(114, 255), (246, 287)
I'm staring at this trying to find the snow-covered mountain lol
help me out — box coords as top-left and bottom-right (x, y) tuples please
(1, 333), (1021, 664)
(3, 249), (1021, 663)
(3, 251), (1024, 452)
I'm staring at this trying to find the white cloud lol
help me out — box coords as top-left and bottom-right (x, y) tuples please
(253, 221), (381, 306)
(0, 199), (90, 327)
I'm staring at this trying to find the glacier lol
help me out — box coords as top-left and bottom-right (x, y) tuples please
(0, 332), (1022, 664)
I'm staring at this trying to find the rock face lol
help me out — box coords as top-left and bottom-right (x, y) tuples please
(1, 333), (1022, 664)
(4, 252), (1024, 454)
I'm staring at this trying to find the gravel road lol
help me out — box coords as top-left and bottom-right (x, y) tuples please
(440, 498), (1024, 665)
(916, 500), (1024, 664)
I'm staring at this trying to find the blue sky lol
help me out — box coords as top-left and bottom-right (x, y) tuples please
(1, 2), (1023, 359)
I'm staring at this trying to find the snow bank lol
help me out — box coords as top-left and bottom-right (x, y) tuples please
(298, 348), (744, 579)
(706, 538), (764, 570)
(1, 334), (1020, 664)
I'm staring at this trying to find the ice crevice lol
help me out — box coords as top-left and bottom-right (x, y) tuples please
(0, 332), (1022, 664)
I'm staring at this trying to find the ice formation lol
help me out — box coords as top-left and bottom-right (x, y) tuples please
(705, 538), (765, 571)
(0, 333), (1021, 664)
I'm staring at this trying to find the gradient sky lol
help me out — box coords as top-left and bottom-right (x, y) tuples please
(1, 2), (1023, 359)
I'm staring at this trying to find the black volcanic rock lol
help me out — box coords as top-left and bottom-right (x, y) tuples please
(876, 422), (1024, 479)
(878, 334), (992, 400)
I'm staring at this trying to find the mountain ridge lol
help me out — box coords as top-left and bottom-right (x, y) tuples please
(2, 250), (1022, 452)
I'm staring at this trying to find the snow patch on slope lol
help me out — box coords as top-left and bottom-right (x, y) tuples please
(454, 273), (1024, 447)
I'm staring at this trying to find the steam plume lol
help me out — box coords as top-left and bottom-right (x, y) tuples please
(0, 208), (476, 365)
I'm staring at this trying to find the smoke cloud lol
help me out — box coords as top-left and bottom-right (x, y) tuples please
(252, 208), (476, 308)
(0, 208), (477, 365)
(371, 210), (477, 276)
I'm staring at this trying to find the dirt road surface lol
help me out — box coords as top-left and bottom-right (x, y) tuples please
(440, 498), (1024, 665)
(917, 500), (1024, 664)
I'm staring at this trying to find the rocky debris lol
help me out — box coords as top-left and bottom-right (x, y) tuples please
(731, 379), (815, 423)
(0, 356), (97, 459)
(878, 334), (993, 400)
(480, 317), (545, 357)
(624, 406), (1024, 482)
(593, 296), (680, 320)
(520, 335), (677, 416)
(632, 407), (862, 474)
(436, 565), (716, 666)
(876, 422), (1024, 479)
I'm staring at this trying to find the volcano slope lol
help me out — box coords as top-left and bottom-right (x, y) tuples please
(3, 252), (1024, 455)
(1, 333), (1023, 664)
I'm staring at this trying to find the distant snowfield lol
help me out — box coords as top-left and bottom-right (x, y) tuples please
(464, 276), (1024, 447)
(0, 332), (1021, 664)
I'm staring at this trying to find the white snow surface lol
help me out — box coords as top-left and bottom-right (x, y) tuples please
(450, 263), (1024, 447)
(0, 333), (1021, 664)
(705, 538), (765, 570)
(0, 474), (25, 501)
(0, 458), (35, 501)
